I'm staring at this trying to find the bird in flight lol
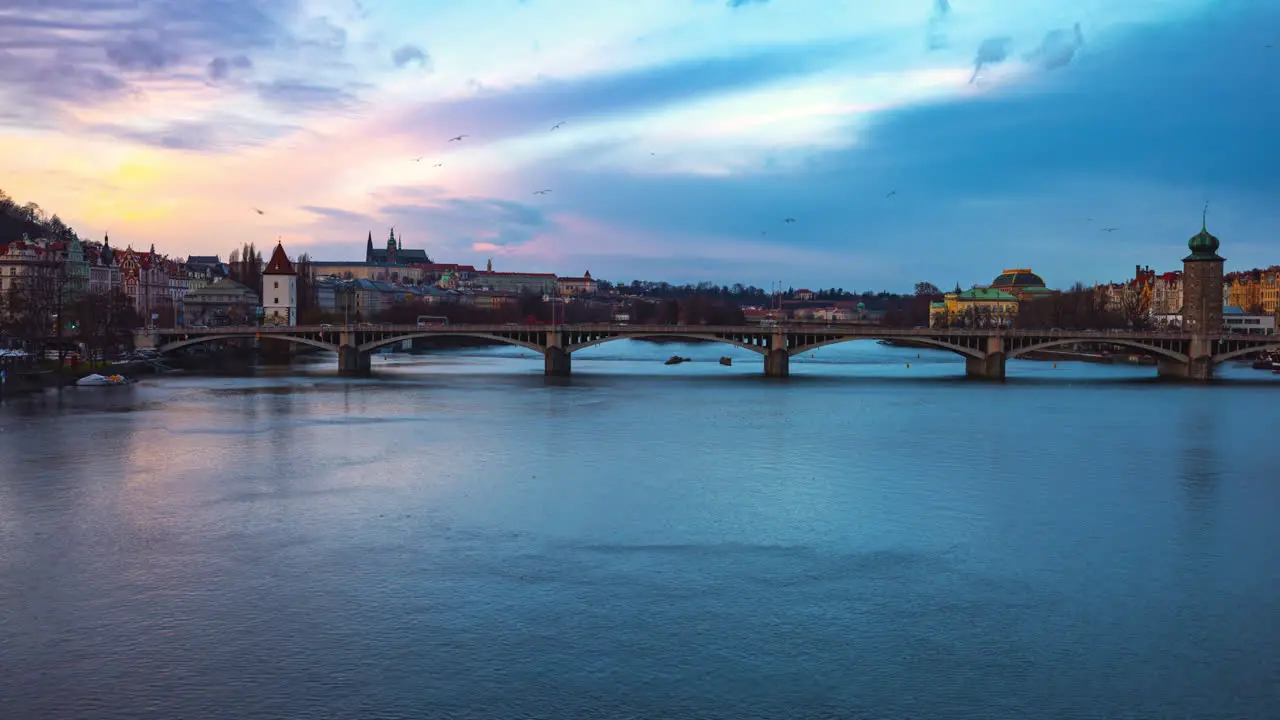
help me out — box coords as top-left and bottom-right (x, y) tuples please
(551, 122), (566, 131)
(449, 135), (468, 142)
(411, 156), (424, 162)
(783, 217), (796, 223)
(533, 189), (552, 195)
(251, 208), (265, 215)
(886, 190), (897, 198)
(1100, 227), (1118, 232)
(432, 162), (443, 168)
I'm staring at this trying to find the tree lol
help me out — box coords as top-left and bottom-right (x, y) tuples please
(1119, 282), (1152, 328)
(914, 281), (941, 297)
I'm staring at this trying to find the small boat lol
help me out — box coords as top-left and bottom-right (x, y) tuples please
(77, 373), (132, 387)
(664, 355), (690, 365)
(719, 357), (732, 366)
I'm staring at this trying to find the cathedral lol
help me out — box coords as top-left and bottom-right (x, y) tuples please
(365, 228), (430, 266)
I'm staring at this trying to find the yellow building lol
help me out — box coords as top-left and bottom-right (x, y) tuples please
(930, 287), (1019, 328)
(1226, 268), (1280, 314)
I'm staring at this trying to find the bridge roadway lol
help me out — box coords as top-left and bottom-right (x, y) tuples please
(134, 323), (1280, 381)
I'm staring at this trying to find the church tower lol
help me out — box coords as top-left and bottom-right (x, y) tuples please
(386, 227), (398, 265)
(1181, 209), (1225, 334)
(366, 231), (374, 263)
(262, 241), (298, 326)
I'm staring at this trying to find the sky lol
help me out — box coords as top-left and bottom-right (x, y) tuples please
(1, 0), (1277, 291)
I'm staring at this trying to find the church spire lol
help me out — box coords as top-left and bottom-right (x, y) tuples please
(366, 231), (374, 262)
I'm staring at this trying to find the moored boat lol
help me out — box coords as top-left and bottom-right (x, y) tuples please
(77, 373), (132, 387)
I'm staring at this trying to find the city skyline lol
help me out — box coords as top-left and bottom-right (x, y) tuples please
(1, 0), (1277, 289)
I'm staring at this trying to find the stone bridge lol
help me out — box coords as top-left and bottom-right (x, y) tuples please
(133, 323), (1280, 381)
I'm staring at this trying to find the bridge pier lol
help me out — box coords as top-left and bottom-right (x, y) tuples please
(338, 345), (371, 376)
(765, 349), (790, 378)
(965, 352), (1006, 380)
(544, 347), (571, 377)
(1157, 357), (1213, 381)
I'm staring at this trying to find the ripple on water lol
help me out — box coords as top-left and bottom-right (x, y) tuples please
(1, 346), (1279, 719)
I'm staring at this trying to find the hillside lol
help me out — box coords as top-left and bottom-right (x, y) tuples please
(0, 211), (46, 243)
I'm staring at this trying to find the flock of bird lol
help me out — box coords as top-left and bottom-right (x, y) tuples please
(246, 119), (1140, 239)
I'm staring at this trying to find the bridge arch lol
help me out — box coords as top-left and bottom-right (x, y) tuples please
(1212, 343), (1280, 365)
(566, 333), (770, 356)
(157, 333), (340, 354)
(789, 336), (986, 359)
(1006, 338), (1188, 363)
(359, 332), (547, 355)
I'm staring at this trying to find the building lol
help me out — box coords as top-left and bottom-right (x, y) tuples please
(1152, 271), (1183, 316)
(85, 236), (120, 296)
(1226, 267), (1280, 314)
(117, 245), (186, 325)
(989, 267), (1058, 302)
(558, 271), (596, 297)
(183, 278), (260, 327)
(930, 287), (1019, 328)
(0, 235), (59, 294)
(262, 241), (297, 326)
(1181, 217), (1224, 334)
(186, 255), (229, 293)
(366, 228), (430, 265)
(311, 229), (440, 285)
(470, 270), (558, 296)
(1222, 306), (1276, 334)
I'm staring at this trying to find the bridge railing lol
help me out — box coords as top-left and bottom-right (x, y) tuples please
(138, 323), (1275, 343)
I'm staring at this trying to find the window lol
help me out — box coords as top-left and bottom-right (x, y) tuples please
(274, 297), (278, 304)
(274, 281), (279, 289)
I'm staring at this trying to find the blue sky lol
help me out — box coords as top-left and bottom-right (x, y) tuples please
(1, 0), (1277, 291)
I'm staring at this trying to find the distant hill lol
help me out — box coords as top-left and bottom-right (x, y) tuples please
(0, 212), (47, 244)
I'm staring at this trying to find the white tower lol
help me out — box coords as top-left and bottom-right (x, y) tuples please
(262, 241), (297, 326)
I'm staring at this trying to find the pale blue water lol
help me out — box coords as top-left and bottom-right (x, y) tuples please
(1, 341), (1277, 719)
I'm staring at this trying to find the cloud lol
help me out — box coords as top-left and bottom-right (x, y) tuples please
(0, 0), (348, 123)
(104, 34), (180, 71)
(207, 54), (253, 82)
(927, 0), (951, 50)
(256, 79), (360, 112)
(421, 1), (1278, 288)
(375, 39), (869, 149)
(391, 44), (430, 70)
(970, 36), (1013, 83)
(1025, 23), (1085, 71)
(85, 116), (296, 152)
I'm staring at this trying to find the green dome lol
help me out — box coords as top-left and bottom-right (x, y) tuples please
(1184, 218), (1223, 262)
(1188, 227), (1219, 254)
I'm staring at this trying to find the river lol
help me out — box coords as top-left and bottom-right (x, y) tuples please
(2, 340), (1277, 719)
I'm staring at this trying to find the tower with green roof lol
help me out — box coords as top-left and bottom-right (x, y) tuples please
(1181, 207), (1224, 335)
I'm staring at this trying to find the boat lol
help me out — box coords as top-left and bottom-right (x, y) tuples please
(77, 373), (132, 387)
(664, 355), (690, 365)
(719, 357), (732, 366)
(1253, 352), (1275, 370)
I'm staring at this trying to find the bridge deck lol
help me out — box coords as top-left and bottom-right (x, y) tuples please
(143, 323), (1215, 341)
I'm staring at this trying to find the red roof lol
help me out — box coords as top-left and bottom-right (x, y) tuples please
(475, 271), (556, 277)
(264, 242), (296, 275)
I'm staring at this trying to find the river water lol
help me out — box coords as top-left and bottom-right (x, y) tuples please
(2, 341), (1277, 719)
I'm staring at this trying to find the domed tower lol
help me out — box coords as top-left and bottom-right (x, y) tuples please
(1181, 209), (1225, 334)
